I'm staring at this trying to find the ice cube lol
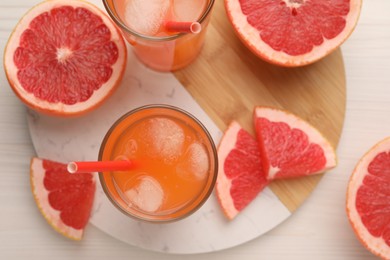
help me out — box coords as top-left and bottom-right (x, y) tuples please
(124, 139), (138, 157)
(113, 139), (137, 161)
(172, 0), (207, 22)
(123, 0), (170, 35)
(143, 117), (185, 163)
(125, 176), (164, 212)
(177, 142), (209, 181)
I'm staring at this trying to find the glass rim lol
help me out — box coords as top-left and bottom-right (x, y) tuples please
(102, 0), (215, 42)
(98, 104), (219, 223)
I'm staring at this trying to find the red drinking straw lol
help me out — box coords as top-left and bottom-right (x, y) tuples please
(164, 21), (202, 34)
(67, 160), (135, 174)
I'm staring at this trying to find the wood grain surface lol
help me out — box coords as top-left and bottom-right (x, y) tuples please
(2, 0), (390, 258)
(175, 0), (346, 213)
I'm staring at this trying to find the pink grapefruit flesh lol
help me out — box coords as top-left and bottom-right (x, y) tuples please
(254, 106), (337, 180)
(4, 0), (127, 116)
(216, 121), (269, 220)
(224, 0), (362, 66)
(30, 157), (96, 240)
(347, 137), (390, 259)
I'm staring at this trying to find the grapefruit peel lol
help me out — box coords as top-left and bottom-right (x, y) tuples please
(346, 137), (390, 259)
(30, 157), (96, 240)
(215, 122), (241, 219)
(4, 0), (127, 116)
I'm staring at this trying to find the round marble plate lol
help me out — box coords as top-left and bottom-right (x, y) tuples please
(27, 49), (290, 254)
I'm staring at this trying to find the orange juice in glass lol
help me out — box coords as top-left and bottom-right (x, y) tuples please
(99, 105), (218, 222)
(102, 0), (215, 71)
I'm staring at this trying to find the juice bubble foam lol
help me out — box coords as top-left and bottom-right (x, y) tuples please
(176, 142), (209, 181)
(124, 176), (164, 213)
(141, 117), (185, 163)
(123, 0), (170, 35)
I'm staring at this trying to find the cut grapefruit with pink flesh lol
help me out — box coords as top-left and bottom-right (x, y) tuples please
(216, 121), (269, 220)
(224, 0), (362, 67)
(30, 157), (96, 240)
(4, 0), (127, 116)
(346, 137), (390, 259)
(254, 106), (337, 180)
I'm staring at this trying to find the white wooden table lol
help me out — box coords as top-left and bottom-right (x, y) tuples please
(0, 0), (389, 259)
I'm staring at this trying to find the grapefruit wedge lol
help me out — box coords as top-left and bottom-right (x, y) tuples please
(224, 0), (362, 66)
(216, 121), (269, 220)
(30, 157), (96, 240)
(346, 137), (390, 259)
(254, 106), (337, 180)
(4, 0), (127, 116)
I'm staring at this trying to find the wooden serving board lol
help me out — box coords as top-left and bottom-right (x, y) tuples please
(175, 0), (346, 213)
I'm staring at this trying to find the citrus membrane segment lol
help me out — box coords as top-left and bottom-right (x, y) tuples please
(347, 137), (390, 259)
(30, 158), (95, 240)
(216, 121), (269, 219)
(254, 106), (337, 180)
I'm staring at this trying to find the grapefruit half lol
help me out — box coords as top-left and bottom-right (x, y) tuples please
(30, 157), (96, 240)
(224, 0), (362, 66)
(346, 137), (390, 259)
(215, 121), (269, 220)
(4, 0), (127, 116)
(254, 106), (337, 180)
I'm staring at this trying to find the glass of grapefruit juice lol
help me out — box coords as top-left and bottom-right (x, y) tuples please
(98, 105), (218, 222)
(102, 0), (215, 72)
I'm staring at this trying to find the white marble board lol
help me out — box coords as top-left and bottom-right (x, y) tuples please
(27, 45), (290, 254)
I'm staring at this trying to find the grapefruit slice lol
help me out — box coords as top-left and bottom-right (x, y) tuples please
(4, 0), (127, 116)
(254, 106), (337, 180)
(216, 121), (269, 220)
(224, 0), (362, 67)
(30, 157), (96, 240)
(346, 137), (390, 259)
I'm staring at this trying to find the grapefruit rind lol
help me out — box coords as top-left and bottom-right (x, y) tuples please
(224, 0), (362, 67)
(4, 0), (127, 116)
(254, 106), (337, 179)
(346, 137), (390, 260)
(215, 121), (241, 219)
(30, 158), (84, 240)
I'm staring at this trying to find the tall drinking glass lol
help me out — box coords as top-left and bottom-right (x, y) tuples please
(102, 0), (215, 72)
(99, 105), (218, 222)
